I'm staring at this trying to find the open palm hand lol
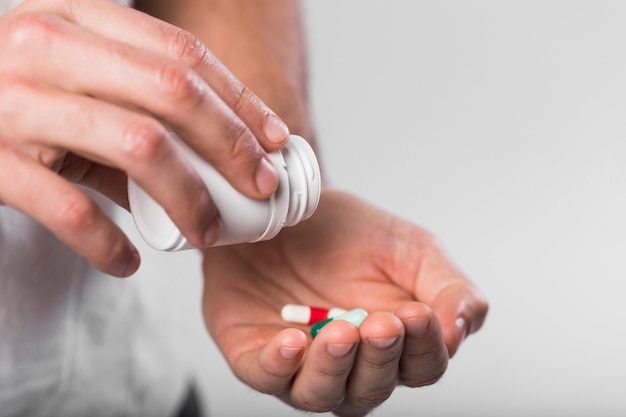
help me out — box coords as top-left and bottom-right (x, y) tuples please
(202, 189), (488, 416)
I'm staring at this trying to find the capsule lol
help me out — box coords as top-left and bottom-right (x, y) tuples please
(311, 308), (369, 338)
(281, 304), (347, 325)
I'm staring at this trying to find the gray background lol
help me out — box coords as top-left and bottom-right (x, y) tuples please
(127, 1), (626, 416)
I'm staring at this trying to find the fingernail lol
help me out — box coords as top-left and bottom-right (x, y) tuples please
(280, 346), (303, 360)
(455, 317), (468, 343)
(264, 113), (290, 144)
(368, 336), (399, 350)
(121, 248), (141, 277)
(255, 157), (279, 196)
(203, 216), (222, 247)
(405, 316), (430, 336)
(327, 343), (356, 358)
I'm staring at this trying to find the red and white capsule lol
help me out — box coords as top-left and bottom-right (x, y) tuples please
(281, 304), (347, 325)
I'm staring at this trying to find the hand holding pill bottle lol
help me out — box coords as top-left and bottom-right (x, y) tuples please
(128, 134), (321, 250)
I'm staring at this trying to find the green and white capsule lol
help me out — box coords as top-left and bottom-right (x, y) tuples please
(311, 308), (368, 338)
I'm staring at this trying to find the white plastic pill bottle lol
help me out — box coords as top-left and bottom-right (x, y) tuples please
(128, 134), (321, 251)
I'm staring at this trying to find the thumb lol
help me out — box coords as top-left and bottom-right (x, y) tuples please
(428, 283), (489, 357)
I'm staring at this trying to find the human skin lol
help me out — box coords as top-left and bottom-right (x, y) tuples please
(135, 1), (488, 416)
(0, 0), (291, 277)
(202, 190), (489, 416)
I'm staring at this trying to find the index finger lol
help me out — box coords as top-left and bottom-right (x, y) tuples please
(15, 0), (290, 205)
(59, 0), (291, 151)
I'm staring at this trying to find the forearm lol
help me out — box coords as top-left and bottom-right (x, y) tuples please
(133, 0), (317, 149)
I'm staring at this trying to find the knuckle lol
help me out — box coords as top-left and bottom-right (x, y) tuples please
(245, 374), (286, 396)
(119, 118), (168, 163)
(401, 349), (448, 388)
(157, 62), (205, 110)
(180, 178), (211, 217)
(168, 27), (210, 69)
(225, 122), (259, 163)
(55, 194), (98, 232)
(229, 85), (265, 123)
(2, 13), (61, 50)
(404, 368), (446, 388)
(259, 365), (294, 385)
(296, 396), (341, 414)
(316, 364), (352, 381)
(230, 84), (248, 115)
(361, 352), (400, 371)
(352, 389), (393, 408)
(0, 76), (34, 108)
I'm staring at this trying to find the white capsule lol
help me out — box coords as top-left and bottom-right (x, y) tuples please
(281, 304), (347, 325)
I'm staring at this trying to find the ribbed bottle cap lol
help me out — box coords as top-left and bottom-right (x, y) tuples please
(282, 135), (321, 227)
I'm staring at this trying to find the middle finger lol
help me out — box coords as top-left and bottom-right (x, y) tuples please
(289, 320), (360, 413)
(0, 77), (219, 248)
(2, 12), (279, 199)
(334, 311), (405, 417)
